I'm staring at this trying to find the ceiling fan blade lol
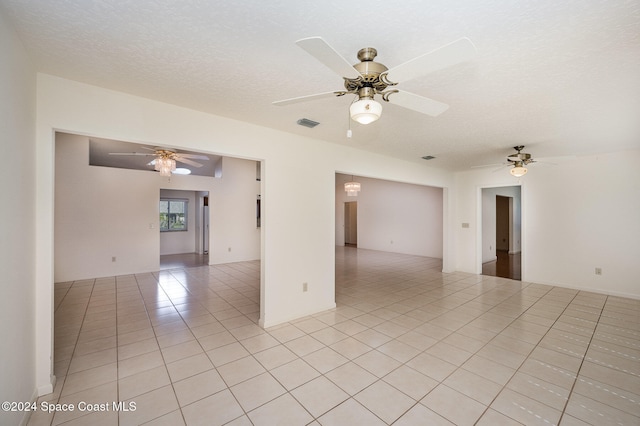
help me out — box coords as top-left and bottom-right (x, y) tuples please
(535, 155), (576, 164)
(492, 166), (512, 173)
(386, 90), (449, 116)
(470, 163), (503, 169)
(295, 37), (361, 80)
(108, 152), (155, 156)
(273, 91), (343, 106)
(176, 153), (209, 160)
(175, 157), (203, 168)
(385, 37), (476, 83)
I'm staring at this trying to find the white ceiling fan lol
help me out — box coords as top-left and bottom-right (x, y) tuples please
(273, 36), (476, 124)
(109, 147), (209, 176)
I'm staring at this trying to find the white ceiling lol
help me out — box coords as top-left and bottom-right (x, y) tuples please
(2, 0), (639, 170)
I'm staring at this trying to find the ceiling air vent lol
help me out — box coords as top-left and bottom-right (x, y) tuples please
(421, 155), (436, 160)
(297, 118), (320, 128)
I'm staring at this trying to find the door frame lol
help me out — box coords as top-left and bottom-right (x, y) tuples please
(477, 183), (524, 279)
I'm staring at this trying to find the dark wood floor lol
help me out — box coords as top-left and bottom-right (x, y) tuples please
(482, 250), (521, 280)
(160, 252), (209, 270)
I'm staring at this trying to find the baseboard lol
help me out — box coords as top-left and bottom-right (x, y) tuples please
(259, 302), (337, 329)
(482, 256), (498, 264)
(19, 387), (40, 426)
(523, 278), (640, 300)
(37, 374), (56, 396)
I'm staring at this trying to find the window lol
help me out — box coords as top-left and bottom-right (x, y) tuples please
(160, 199), (188, 231)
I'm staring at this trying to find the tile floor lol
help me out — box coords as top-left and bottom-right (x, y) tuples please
(28, 247), (639, 425)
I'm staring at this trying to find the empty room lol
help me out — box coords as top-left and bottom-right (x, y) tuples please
(1, 1), (639, 425)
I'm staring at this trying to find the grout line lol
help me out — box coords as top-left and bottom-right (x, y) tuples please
(556, 295), (607, 425)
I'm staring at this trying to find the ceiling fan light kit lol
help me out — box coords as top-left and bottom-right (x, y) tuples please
(350, 98), (382, 124)
(155, 156), (176, 177)
(510, 163), (528, 177)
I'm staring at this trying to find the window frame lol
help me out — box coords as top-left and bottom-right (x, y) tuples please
(159, 198), (189, 232)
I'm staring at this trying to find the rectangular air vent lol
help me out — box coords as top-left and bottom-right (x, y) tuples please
(421, 155), (436, 160)
(297, 118), (320, 128)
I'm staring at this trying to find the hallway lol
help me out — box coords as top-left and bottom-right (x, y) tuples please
(482, 250), (521, 281)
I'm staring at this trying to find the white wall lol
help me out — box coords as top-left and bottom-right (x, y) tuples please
(208, 157), (261, 264)
(456, 151), (640, 298)
(55, 133), (161, 280)
(481, 186), (521, 263)
(335, 174), (443, 258)
(160, 189), (198, 255)
(55, 134), (260, 282)
(0, 9), (38, 425)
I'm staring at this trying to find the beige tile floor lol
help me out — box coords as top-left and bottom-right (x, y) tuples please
(28, 247), (639, 425)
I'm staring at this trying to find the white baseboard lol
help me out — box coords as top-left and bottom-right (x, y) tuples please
(523, 278), (640, 300)
(19, 387), (40, 426)
(37, 374), (55, 396)
(259, 303), (337, 329)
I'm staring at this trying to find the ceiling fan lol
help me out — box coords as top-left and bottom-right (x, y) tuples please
(273, 36), (476, 124)
(471, 145), (536, 176)
(109, 147), (209, 176)
(506, 145), (535, 176)
(476, 145), (572, 176)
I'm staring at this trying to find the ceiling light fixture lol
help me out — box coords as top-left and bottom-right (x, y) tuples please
(350, 87), (382, 124)
(510, 161), (528, 177)
(155, 156), (176, 177)
(344, 176), (361, 196)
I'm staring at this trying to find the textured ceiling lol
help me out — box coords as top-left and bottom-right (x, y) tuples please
(2, 0), (639, 170)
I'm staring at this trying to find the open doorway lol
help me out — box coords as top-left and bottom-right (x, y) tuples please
(159, 189), (210, 269)
(481, 186), (521, 280)
(344, 201), (358, 247)
(496, 195), (511, 252)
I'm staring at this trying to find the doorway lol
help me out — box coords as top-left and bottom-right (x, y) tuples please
(496, 195), (511, 252)
(481, 186), (521, 280)
(344, 201), (358, 247)
(159, 189), (210, 269)
(202, 195), (209, 255)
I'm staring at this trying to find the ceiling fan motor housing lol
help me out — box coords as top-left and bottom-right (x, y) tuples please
(344, 48), (391, 93)
(508, 146), (533, 164)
